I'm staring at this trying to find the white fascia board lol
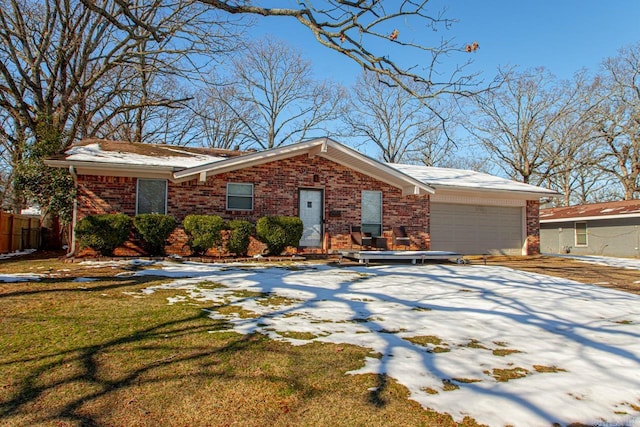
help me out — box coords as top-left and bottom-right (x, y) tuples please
(45, 159), (176, 179)
(540, 213), (640, 223)
(429, 183), (557, 199)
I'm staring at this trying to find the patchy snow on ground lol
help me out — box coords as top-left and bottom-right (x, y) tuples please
(72, 277), (99, 283)
(136, 261), (640, 426)
(557, 254), (640, 270)
(0, 272), (41, 282)
(0, 249), (36, 260)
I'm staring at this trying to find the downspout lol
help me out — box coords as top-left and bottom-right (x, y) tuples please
(66, 165), (78, 258)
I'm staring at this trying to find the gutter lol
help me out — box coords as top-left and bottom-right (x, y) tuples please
(428, 184), (559, 199)
(540, 212), (640, 223)
(46, 159), (179, 173)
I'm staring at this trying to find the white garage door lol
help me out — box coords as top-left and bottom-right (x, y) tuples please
(430, 203), (524, 255)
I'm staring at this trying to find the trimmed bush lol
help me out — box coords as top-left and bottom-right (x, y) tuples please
(183, 215), (226, 256)
(133, 214), (177, 256)
(256, 216), (303, 255)
(75, 213), (131, 256)
(226, 220), (254, 257)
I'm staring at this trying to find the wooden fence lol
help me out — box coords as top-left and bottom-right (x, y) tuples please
(0, 212), (41, 254)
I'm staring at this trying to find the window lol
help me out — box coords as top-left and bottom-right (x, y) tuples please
(137, 179), (167, 214)
(362, 190), (382, 236)
(227, 183), (253, 210)
(575, 222), (587, 246)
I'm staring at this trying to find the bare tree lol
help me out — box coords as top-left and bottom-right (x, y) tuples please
(468, 68), (584, 185)
(0, 0), (234, 146)
(590, 43), (640, 200)
(217, 36), (344, 149)
(90, 0), (492, 106)
(0, 0), (242, 211)
(343, 71), (454, 164)
(91, 72), (199, 145)
(190, 84), (257, 149)
(541, 72), (610, 205)
(1, 0), (491, 213)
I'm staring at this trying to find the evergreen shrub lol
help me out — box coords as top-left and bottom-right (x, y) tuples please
(183, 215), (226, 255)
(75, 213), (131, 256)
(256, 216), (303, 255)
(133, 214), (177, 256)
(226, 220), (254, 257)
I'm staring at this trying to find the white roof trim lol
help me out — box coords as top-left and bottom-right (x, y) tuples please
(173, 138), (435, 195)
(540, 213), (640, 223)
(45, 159), (177, 178)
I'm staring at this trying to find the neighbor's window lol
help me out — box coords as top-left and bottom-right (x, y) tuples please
(227, 183), (253, 210)
(362, 190), (382, 236)
(575, 222), (587, 246)
(137, 179), (167, 214)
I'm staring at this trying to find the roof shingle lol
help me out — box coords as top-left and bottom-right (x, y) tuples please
(540, 200), (640, 222)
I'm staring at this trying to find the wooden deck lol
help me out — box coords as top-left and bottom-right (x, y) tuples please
(338, 250), (462, 266)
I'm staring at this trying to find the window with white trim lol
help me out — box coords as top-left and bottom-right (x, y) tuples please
(575, 222), (587, 246)
(362, 190), (382, 237)
(227, 183), (253, 210)
(137, 179), (167, 214)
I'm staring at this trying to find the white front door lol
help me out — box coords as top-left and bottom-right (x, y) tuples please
(299, 189), (323, 247)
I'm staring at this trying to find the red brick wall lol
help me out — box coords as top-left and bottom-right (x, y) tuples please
(77, 175), (137, 218)
(525, 200), (541, 255)
(75, 154), (431, 255)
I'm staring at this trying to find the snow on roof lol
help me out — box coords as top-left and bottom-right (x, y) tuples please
(53, 140), (556, 196)
(540, 200), (640, 222)
(60, 140), (235, 169)
(389, 163), (557, 195)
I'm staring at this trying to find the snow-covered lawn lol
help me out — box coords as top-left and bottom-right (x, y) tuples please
(133, 260), (640, 427)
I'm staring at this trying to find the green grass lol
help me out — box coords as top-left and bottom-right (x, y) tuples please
(256, 294), (303, 307)
(0, 256), (483, 427)
(463, 339), (489, 350)
(274, 331), (319, 340)
(405, 335), (451, 353)
(533, 365), (567, 373)
(484, 367), (529, 382)
(492, 349), (522, 357)
(406, 335), (443, 346)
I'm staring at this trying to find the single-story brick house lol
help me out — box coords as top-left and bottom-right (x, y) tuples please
(540, 200), (640, 257)
(46, 138), (556, 256)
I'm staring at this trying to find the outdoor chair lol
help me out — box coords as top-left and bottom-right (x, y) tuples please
(392, 226), (411, 250)
(350, 225), (373, 249)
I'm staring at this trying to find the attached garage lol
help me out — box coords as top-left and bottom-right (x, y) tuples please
(430, 203), (525, 255)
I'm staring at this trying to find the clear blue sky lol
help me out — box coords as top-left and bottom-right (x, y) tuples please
(251, 1), (640, 85)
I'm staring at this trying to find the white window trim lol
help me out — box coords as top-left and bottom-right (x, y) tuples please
(361, 190), (383, 237)
(574, 221), (588, 247)
(226, 183), (254, 211)
(136, 179), (168, 215)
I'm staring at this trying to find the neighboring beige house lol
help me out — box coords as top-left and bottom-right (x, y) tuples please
(540, 200), (640, 258)
(47, 138), (557, 256)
